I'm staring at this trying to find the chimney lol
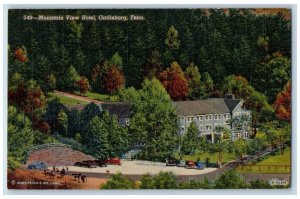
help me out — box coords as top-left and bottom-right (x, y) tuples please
(225, 93), (235, 99)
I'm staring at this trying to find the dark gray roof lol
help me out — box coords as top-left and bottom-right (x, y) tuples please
(173, 98), (241, 116)
(224, 99), (241, 112)
(100, 102), (132, 118)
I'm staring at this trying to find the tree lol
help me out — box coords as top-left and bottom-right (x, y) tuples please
(165, 25), (180, 50)
(202, 72), (214, 97)
(159, 62), (189, 101)
(144, 50), (163, 78)
(233, 139), (248, 161)
(8, 77), (47, 131)
(181, 122), (200, 155)
(128, 78), (179, 161)
(140, 172), (177, 189)
(84, 116), (109, 159)
(14, 46), (28, 63)
(104, 66), (125, 94)
(45, 74), (56, 94)
(222, 75), (250, 99)
(43, 98), (66, 133)
(274, 80), (291, 122)
(254, 56), (291, 102)
(214, 170), (248, 189)
(140, 173), (155, 189)
(164, 25), (180, 65)
(101, 111), (129, 157)
(59, 65), (80, 92)
(185, 63), (205, 99)
(8, 106), (35, 169)
(246, 137), (265, 156)
(109, 52), (123, 70)
(101, 173), (135, 189)
(76, 76), (90, 95)
(57, 109), (68, 136)
(80, 103), (102, 135)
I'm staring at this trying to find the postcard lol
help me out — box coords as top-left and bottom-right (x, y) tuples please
(7, 8), (291, 190)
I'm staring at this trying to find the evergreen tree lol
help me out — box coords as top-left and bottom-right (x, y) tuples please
(84, 116), (109, 159)
(181, 122), (200, 155)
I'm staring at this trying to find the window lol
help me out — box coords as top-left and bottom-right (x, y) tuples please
(206, 124), (212, 130)
(200, 115), (204, 121)
(181, 116), (185, 121)
(187, 116), (191, 122)
(126, 118), (130, 125)
(218, 114), (222, 119)
(205, 115), (209, 120)
(199, 125), (203, 131)
(181, 126), (185, 132)
(209, 114), (212, 120)
(214, 114), (218, 120)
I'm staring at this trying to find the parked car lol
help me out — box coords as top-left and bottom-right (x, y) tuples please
(100, 157), (121, 165)
(166, 158), (177, 166)
(185, 160), (196, 169)
(95, 159), (108, 167)
(28, 161), (47, 170)
(176, 159), (186, 167)
(195, 161), (206, 170)
(74, 160), (97, 168)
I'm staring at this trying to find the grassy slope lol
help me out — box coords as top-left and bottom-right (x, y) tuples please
(175, 150), (236, 164)
(236, 147), (291, 174)
(48, 92), (89, 106)
(74, 91), (119, 102)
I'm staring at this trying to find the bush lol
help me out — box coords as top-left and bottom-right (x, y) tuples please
(249, 179), (272, 189)
(140, 172), (177, 189)
(8, 156), (21, 170)
(214, 170), (249, 189)
(101, 173), (135, 189)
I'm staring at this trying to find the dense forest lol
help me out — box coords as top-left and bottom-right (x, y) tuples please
(7, 9), (292, 166)
(9, 9), (291, 102)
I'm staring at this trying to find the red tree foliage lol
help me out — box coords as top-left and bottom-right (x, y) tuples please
(76, 76), (90, 95)
(274, 80), (291, 122)
(14, 47), (28, 62)
(8, 81), (48, 130)
(104, 66), (125, 94)
(34, 121), (50, 133)
(159, 62), (188, 101)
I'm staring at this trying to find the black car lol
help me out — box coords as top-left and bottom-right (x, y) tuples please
(74, 160), (97, 168)
(166, 158), (177, 166)
(95, 159), (108, 167)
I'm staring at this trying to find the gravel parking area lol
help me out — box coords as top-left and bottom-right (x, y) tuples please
(57, 160), (217, 175)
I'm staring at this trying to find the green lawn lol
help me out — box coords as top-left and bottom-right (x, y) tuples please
(175, 150), (236, 164)
(75, 91), (119, 102)
(48, 92), (89, 106)
(236, 147), (291, 174)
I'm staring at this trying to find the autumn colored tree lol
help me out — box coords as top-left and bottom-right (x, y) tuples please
(185, 63), (205, 99)
(274, 80), (291, 122)
(159, 62), (188, 101)
(76, 76), (90, 95)
(144, 50), (163, 78)
(14, 47), (28, 62)
(104, 66), (125, 94)
(8, 77), (48, 131)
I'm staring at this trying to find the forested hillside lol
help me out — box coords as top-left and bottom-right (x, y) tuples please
(8, 9), (291, 103)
